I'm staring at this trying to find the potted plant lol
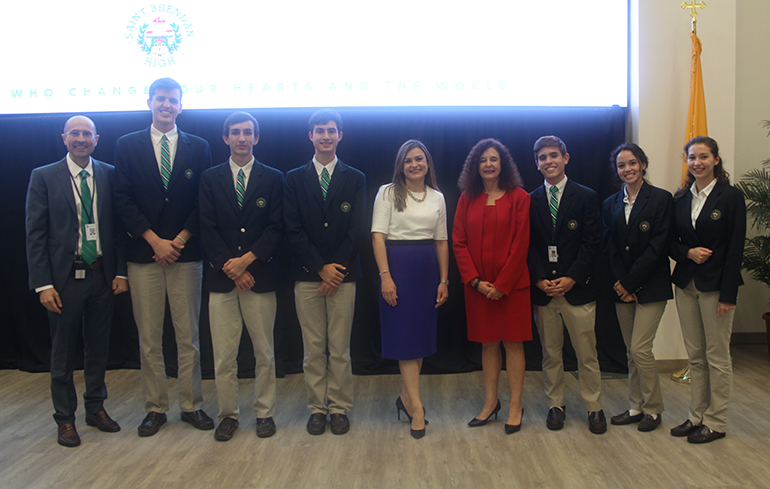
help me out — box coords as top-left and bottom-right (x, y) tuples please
(735, 120), (770, 358)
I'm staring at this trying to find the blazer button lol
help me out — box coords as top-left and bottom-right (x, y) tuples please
(241, 228), (246, 233)
(165, 198), (169, 202)
(238, 246), (242, 251)
(625, 246), (630, 251)
(324, 222), (328, 227)
(552, 270), (557, 275)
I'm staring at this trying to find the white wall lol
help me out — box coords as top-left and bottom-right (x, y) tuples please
(632, 0), (768, 359)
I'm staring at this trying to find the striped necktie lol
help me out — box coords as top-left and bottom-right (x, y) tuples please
(320, 167), (330, 199)
(160, 135), (171, 190)
(549, 185), (559, 227)
(236, 169), (245, 208)
(79, 170), (97, 265)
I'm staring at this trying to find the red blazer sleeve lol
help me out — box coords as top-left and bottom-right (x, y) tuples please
(493, 189), (531, 295)
(452, 192), (480, 285)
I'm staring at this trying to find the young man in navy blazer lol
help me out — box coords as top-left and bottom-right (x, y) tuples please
(527, 135), (606, 434)
(283, 109), (366, 435)
(113, 78), (214, 436)
(199, 112), (284, 441)
(26, 116), (128, 447)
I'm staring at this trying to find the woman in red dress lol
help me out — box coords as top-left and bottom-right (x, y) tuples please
(453, 138), (531, 434)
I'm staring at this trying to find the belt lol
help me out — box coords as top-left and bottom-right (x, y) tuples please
(73, 257), (103, 270)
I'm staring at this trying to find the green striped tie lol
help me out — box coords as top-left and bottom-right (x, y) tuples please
(160, 135), (171, 190)
(236, 169), (245, 208)
(320, 167), (330, 199)
(79, 170), (97, 265)
(549, 185), (559, 228)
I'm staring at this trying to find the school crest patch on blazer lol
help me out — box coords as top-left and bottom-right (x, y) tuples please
(710, 209), (721, 220)
(567, 219), (578, 230)
(256, 198), (266, 208)
(639, 221), (650, 232)
(341, 202), (351, 213)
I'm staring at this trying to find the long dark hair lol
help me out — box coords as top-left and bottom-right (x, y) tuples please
(458, 138), (522, 197)
(609, 142), (649, 186)
(674, 136), (730, 199)
(389, 140), (438, 212)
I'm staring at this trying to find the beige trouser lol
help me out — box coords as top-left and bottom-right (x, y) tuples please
(294, 281), (355, 415)
(615, 301), (666, 415)
(675, 280), (734, 433)
(128, 261), (203, 413)
(534, 297), (603, 411)
(209, 288), (277, 421)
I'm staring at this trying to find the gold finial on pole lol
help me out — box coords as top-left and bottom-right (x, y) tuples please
(682, 1), (706, 34)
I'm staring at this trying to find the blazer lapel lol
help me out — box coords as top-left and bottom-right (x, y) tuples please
(611, 191), (628, 237)
(217, 163), (240, 216)
(695, 182), (725, 234)
(167, 130), (190, 191)
(56, 159), (78, 218)
(533, 186), (552, 233)
(242, 161), (263, 208)
(554, 181), (575, 236)
(323, 160), (346, 207)
(626, 183), (651, 230)
(138, 128), (166, 193)
(302, 162), (325, 208)
(92, 160), (106, 220)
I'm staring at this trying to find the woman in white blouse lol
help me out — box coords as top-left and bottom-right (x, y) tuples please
(372, 139), (449, 439)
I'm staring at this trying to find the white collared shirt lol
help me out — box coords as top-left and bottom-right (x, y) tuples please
(313, 155), (338, 184)
(690, 178), (717, 229)
(623, 186), (635, 224)
(150, 124), (178, 174)
(229, 157), (255, 192)
(544, 176), (568, 208)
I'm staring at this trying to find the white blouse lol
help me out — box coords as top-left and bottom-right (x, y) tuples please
(371, 184), (448, 241)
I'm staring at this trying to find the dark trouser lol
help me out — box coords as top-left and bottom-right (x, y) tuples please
(49, 266), (114, 426)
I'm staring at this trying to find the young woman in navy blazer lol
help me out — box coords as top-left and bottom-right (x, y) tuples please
(602, 143), (673, 433)
(669, 136), (746, 444)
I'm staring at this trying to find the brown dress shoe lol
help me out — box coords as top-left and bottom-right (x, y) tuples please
(637, 414), (662, 432)
(138, 412), (167, 437)
(256, 417), (276, 438)
(670, 419), (699, 437)
(214, 417), (239, 442)
(85, 411), (121, 432)
(687, 424), (725, 444)
(57, 423), (81, 447)
(610, 410), (644, 425)
(307, 413), (326, 435)
(181, 410), (215, 430)
(546, 406), (566, 431)
(588, 410), (607, 434)
(330, 413), (350, 435)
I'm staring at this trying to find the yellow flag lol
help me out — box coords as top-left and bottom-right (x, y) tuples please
(683, 32), (708, 186)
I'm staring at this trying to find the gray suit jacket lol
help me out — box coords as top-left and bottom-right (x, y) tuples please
(26, 157), (126, 291)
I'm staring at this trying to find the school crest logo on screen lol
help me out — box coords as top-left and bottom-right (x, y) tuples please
(125, 5), (195, 68)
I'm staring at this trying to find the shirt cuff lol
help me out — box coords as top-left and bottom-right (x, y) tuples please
(35, 285), (54, 293)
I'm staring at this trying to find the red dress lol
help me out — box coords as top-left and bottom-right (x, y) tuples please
(452, 189), (532, 343)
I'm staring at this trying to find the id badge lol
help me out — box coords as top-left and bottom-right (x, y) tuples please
(85, 223), (97, 242)
(75, 269), (86, 279)
(548, 246), (559, 263)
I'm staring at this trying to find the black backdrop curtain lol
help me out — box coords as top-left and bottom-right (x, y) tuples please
(0, 106), (628, 378)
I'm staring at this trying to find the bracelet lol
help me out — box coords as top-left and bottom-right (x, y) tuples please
(379, 270), (390, 276)
(439, 279), (449, 285)
(472, 279), (480, 290)
(175, 235), (187, 245)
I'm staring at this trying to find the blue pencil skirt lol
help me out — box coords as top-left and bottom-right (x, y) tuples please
(380, 240), (439, 361)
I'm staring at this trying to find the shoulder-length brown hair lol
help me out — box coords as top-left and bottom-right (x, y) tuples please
(674, 136), (731, 199)
(390, 139), (439, 212)
(458, 138), (522, 197)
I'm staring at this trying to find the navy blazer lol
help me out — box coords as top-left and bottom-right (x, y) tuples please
(283, 160), (366, 282)
(528, 179), (601, 306)
(199, 160), (284, 293)
(113, 127), (212, 263)
(602, 182), (674, 304)
(26, 158), (126, 291)
(670, 181), (746, 304)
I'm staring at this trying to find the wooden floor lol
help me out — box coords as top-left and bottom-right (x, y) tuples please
(1, 345), (769, 489)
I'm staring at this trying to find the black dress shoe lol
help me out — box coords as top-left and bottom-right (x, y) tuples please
(181, 410), (215, 430)
(687, 424), (725, 444)
(670, 419), (699, 437)
(468, 399), (501, 427)
(85, 411), (121, 432)
(638, 414), (662, 432)
(256, 417), (276, 438)
(330, 413), (350, 435)
(214, 417), (239, 442)
(546, 406), (566, 431)
(307, 413), (326, 435)
(610, 410), (644, 426)
(588, 410), (607, 434)
(138, 412), (167, 437)
(57, 423), (81, 447)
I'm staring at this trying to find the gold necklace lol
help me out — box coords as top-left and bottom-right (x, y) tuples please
(407, 187), (427, 203)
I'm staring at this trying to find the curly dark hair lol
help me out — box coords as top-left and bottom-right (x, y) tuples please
(609, 142), (648, 186)
(674, 136), (731, 199)
(457, 138), (522, 197)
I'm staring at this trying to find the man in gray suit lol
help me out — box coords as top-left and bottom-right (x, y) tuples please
(26, 116), (129, 447)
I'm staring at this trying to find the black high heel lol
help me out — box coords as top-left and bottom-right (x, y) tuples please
(396, 396), (429, 436)
(505, 407), (524, 434)
(468, 399), (501, 427)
